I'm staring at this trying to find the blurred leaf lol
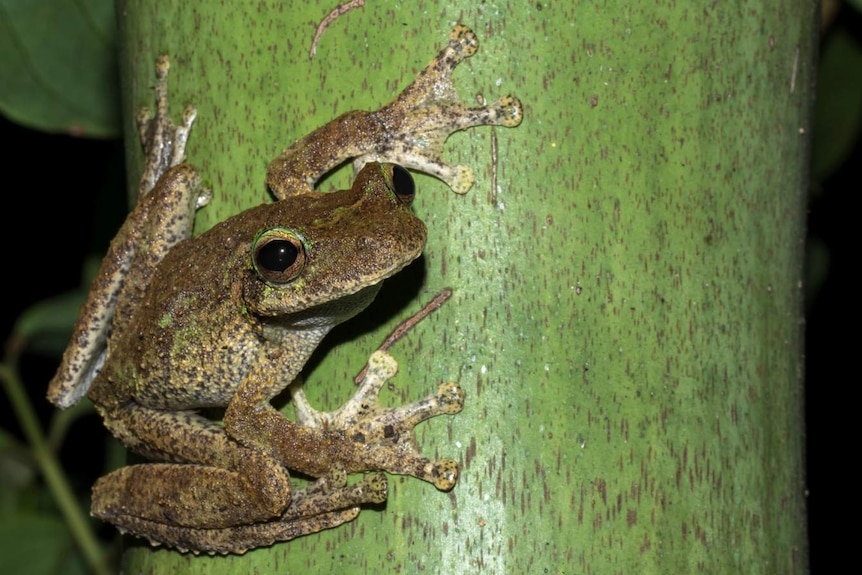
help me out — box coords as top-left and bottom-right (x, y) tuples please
(811, 26), (862, 181)
(0, 429), (36, 494)
(804, 237), (830, 310)
(101, 433), (125, 476)
(0, 429), (38, 519)
(0, 0), (118, 137)
(0, 514), (87, 575)
(13, 291), (87, 357)
(848, 0), (862, 14)
(13, 255), (101, 356)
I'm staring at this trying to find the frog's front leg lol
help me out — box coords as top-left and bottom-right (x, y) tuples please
(266, 25), (523, 198)
(290, 351), (466, 490)
(220, 344), (462, 490)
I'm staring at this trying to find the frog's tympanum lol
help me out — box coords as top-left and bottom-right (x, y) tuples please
(48, 25), (522, 554)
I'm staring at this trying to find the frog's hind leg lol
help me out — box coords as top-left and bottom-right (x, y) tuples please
(146, 471), (385, 554)
(46, 58), (206, 410)
(93, 464), (382, 554)
(114, 507), (360, 555)
(90, 405), (387, 553)
(46, 155), (204, 410)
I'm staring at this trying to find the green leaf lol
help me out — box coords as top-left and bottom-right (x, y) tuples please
(0, 514), (88, 575)
(0, 428), (37, 515)
(811, 26), (862, 180)
(13, 255), (101, 356)
(0, 0), (119, 137)
(13, 290), (87, 357)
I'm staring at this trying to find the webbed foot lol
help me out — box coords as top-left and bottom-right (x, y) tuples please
(136, 55), (207, 204)
(371, 24), (524, 194)
(291, 351), (465, 490)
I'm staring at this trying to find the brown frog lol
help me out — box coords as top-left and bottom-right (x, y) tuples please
(47, 25), (523, 554)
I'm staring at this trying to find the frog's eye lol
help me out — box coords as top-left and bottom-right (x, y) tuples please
(252, 228), (306, 285)
(390, 165), (415, 205)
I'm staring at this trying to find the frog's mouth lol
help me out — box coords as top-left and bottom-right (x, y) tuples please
(276, 282), (385, 329)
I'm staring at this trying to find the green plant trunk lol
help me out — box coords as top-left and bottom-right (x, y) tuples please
(117, 1), (812, 572)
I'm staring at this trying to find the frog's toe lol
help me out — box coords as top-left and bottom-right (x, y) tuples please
(436, 382), (466, 414)
(378, 453), (460, 491)
(170, 104), (198, 166)
(288, 378), (336, 428)
(304, 464), (349, 495)
(154, 53), (170, 79)
(283, 471), (388, 520)
(195, 186), (213, 209)
(136, 106), (154, 145)
(138, 54), (200, 196)
(362, 472), (389, 504)
(445, 165), (475, 195)
(495, 95), (525, 128)
(449, 25), (479, 60)
(181, 104), (197, 126)
(367, 350), (398, 380)
(428, 458), (460, 491)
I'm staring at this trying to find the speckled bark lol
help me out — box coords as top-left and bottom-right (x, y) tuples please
(117, 1), (811, 572)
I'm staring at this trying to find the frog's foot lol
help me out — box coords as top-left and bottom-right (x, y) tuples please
(283, 468), (388, 518)
(389, 25), (523, 129)
(359, 25), (524, 194)
(136, 55), (201, 198)
(217, 470), (387, 553)
(291, 351), (465, 490)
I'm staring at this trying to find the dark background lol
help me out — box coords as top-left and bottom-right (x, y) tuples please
(1, 10), (856, 572)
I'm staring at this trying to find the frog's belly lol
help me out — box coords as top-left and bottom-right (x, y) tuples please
(131, 337), (264, 410)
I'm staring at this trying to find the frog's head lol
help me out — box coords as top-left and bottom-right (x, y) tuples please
(242, 163), (426, 328)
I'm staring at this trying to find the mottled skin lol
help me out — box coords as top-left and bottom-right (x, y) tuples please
(47, 26), (522, 554)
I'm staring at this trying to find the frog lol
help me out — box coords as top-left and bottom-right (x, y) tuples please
(47, 25), (523, 554)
